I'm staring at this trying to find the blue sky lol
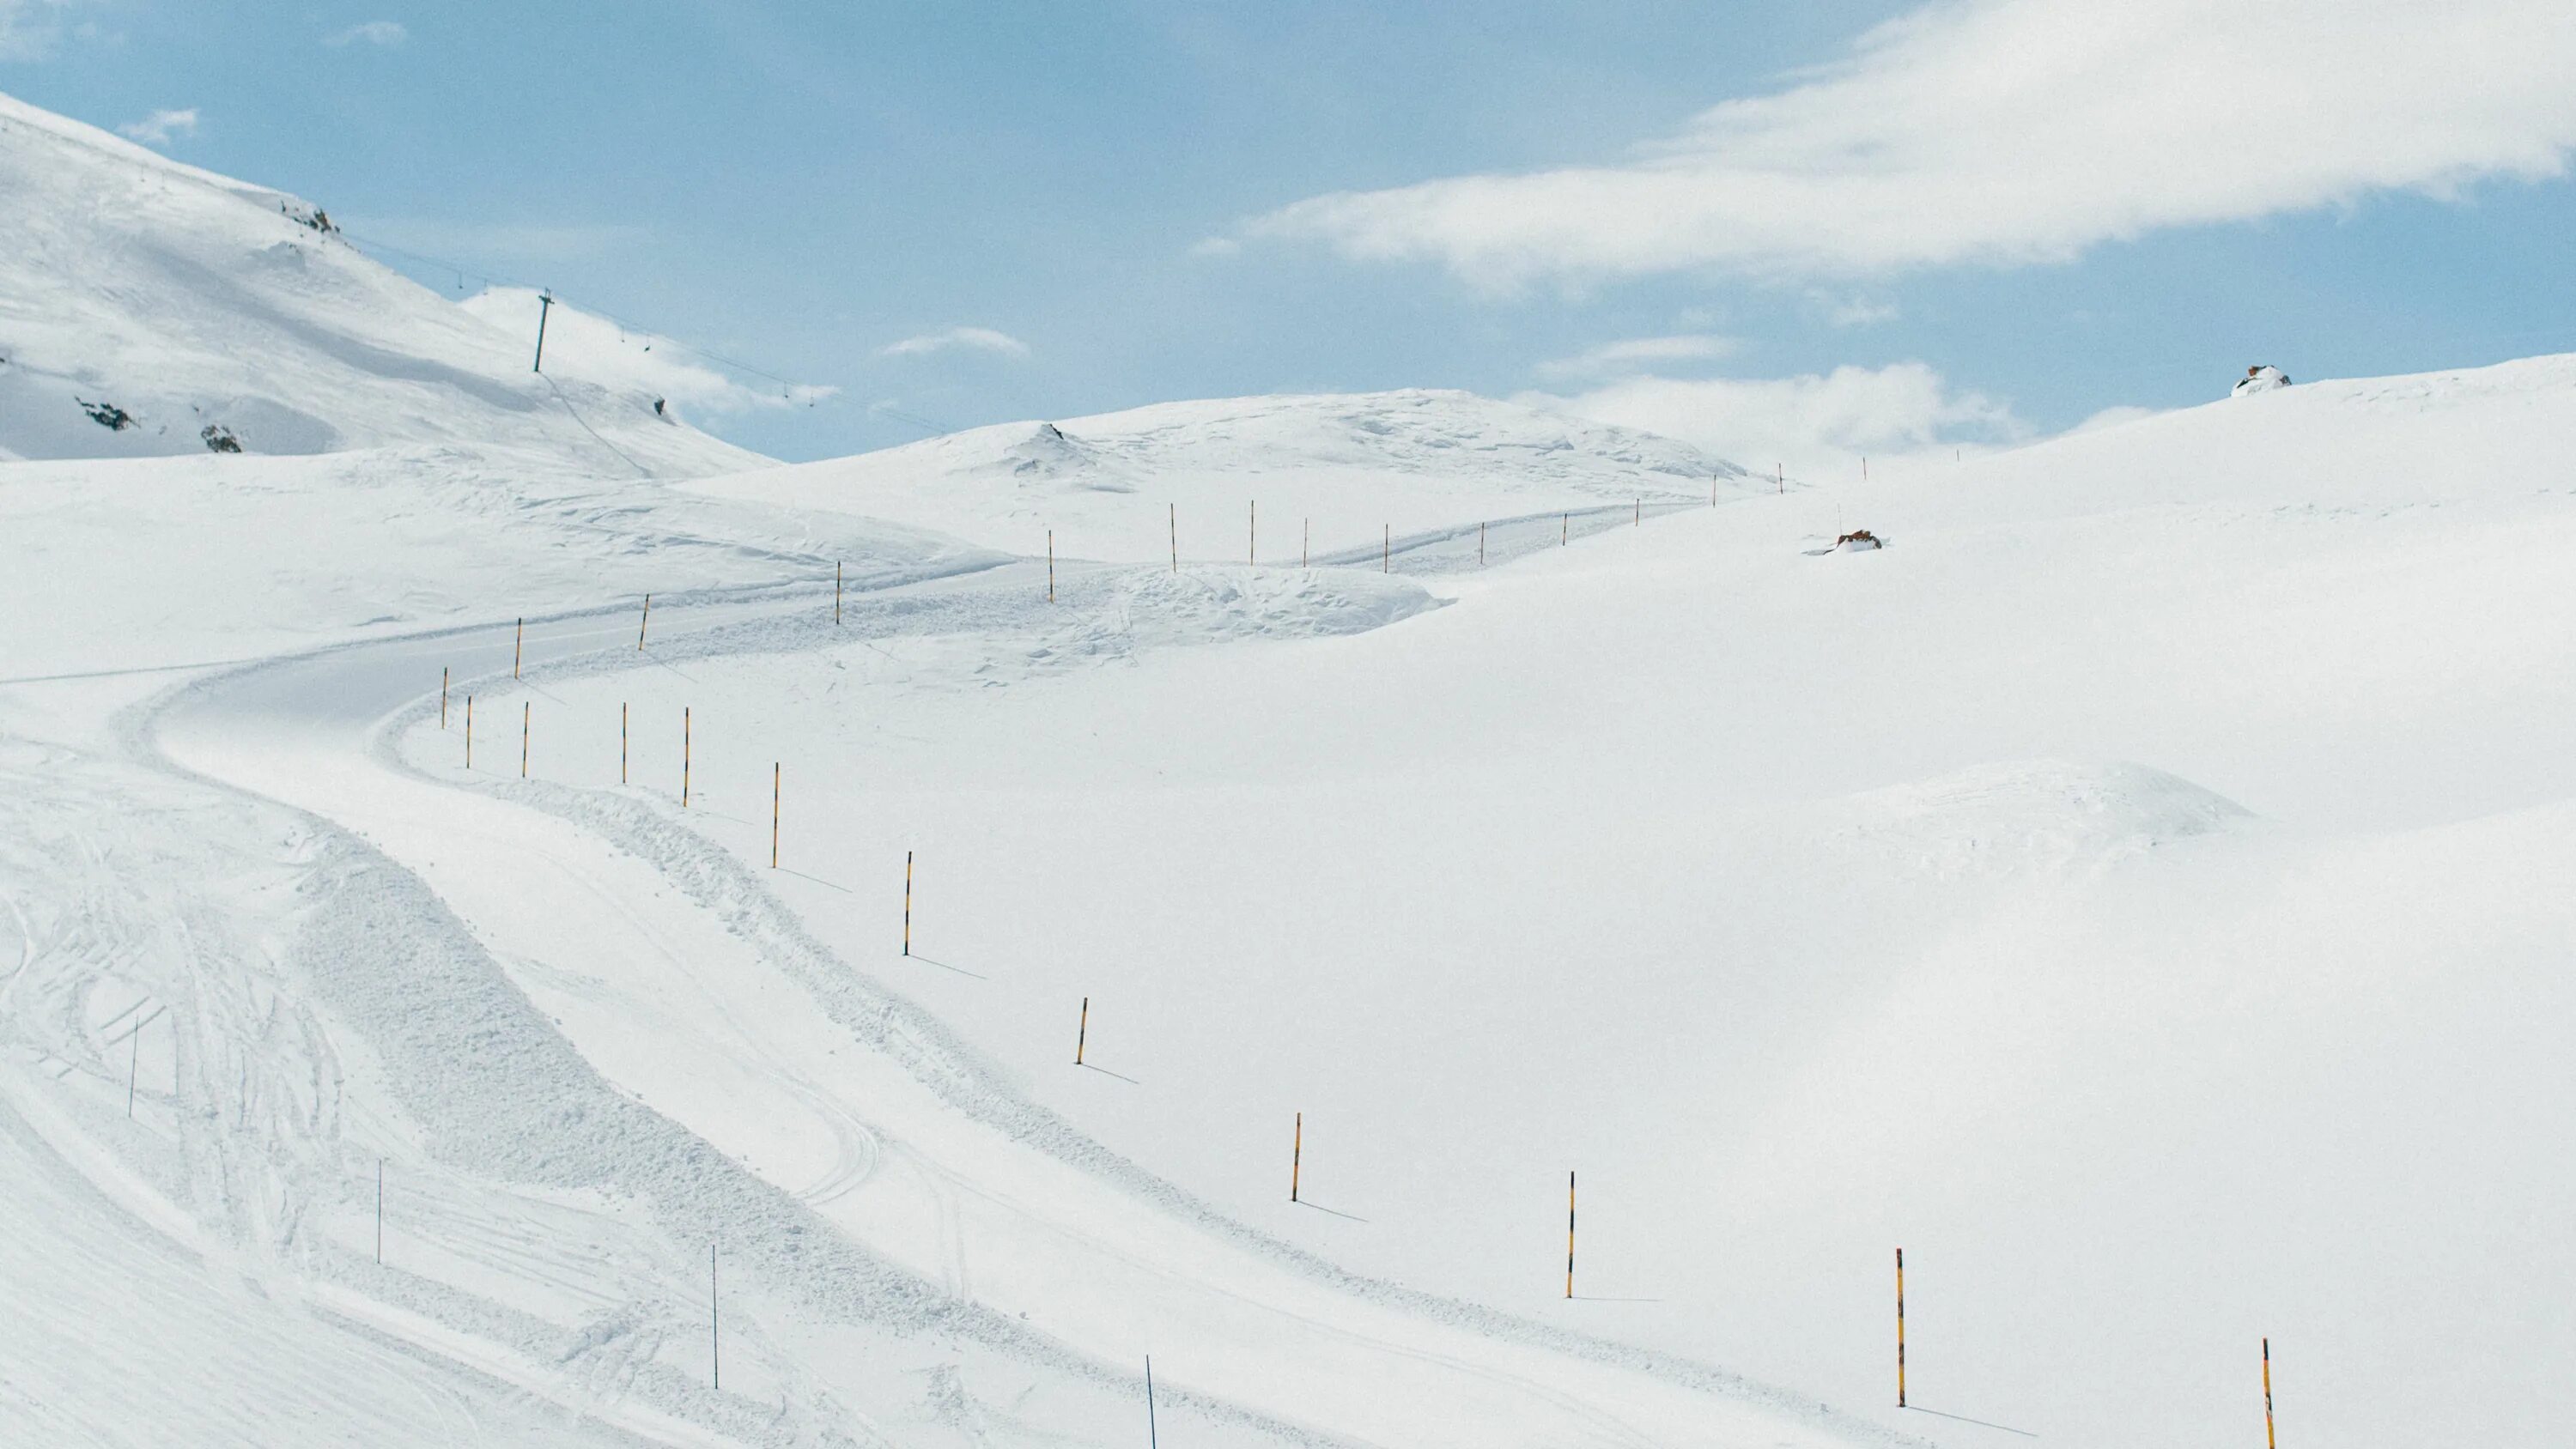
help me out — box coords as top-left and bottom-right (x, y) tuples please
(7, 0), (2575, 468)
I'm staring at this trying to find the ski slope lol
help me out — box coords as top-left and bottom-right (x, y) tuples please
(4, 82), (2573, 1449)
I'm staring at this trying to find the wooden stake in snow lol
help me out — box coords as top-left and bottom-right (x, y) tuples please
(770, 762), (781, 868)
(682, 706), (691, 808)
(1075, 997), (1089, 1064)
(835, 560), (842, 625)
(1383, 524), (1389, 573)
(1249, 499), (1256, 565)
(1303, 518), (1309, 568)
(621, 702), (628, 784)
(1562, 512), (1567, 545)
(465, 695), (472, 769)
(637, 593), (650, 650)
(1565, 1171), (1577, 1299)
(375, 1158), (383, 1264)
(1291, 1112), (1303, 1202)
(440, 667), (448, 728)
(710, 1243), (720, 1391)
(1896, 1247), (1907, 1406)
(2262, 1338), (2276, 1449)
(902, 850), (914, 956)
(513, 617), (523, 679)
(1048, 530), (1055, 603)
(520, 702), (530, 778)
(1170, 503), (1177, 573)
(1479, 520), (1486, 567)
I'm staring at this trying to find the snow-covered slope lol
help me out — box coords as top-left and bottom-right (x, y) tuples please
(692, 389), (1754, 561)
(0, 89), (760, 476)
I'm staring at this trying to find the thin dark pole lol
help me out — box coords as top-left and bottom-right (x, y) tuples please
(1565, 1170), (1576, 1298)
(1145, 1355), (1158, 1448)
(903, 850), (914, 955)
(532, 292), (553, 372)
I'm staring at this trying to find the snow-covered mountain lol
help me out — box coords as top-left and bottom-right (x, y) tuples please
(0, 89), (760, 476)
(694, 389), (1754, 561)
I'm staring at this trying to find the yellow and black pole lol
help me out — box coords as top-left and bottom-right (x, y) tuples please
(1564, 1171), (1577, 1299)
(2263, 1338), (2276, 1449)
(1291, 1113), (1302, 1203)
(1897, 1247), (1907, 1407)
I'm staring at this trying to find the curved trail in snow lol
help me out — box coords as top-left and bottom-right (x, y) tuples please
(148, 569), (1903, 1449)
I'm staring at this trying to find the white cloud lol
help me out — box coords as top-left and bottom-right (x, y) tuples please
(0, 0), (81, 61)
(878, 326), (1031, 360)
(324, 20), (407, 47)
(1188, 235), (1242, 258)
(116, 108), (198, 147)
(459, 288), (835, 415)
(1523, 362), (2027, 481)
(1814, 293), (1900, 329)
(1535, 333), (1737, 379)
(1254, 0), (2576, 286)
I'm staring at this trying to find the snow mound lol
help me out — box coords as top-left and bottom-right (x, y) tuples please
(692, 389), (1753, 561)
(0, 88), (761, 476)
(1814, 761), (2252, 879)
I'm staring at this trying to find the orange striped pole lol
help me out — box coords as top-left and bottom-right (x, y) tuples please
(902, 850), (914, 955)
(1564, 1171), (1577, 1299)
(770, 762), (780, 868)
(1897, 1247), (1907, 1407)
(1291, 1113), (1303, 1202)
(637, 593), (650, 650)
(1075, 997), (1088, 1064)
(2263, 1338), (2275, 1449)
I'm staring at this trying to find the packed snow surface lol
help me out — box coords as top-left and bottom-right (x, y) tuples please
(4, 85), (2573, 1449)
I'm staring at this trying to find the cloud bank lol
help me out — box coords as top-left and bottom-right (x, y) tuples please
(879, 326), (1031, 360)
(324, 21), (407, 48)
(1255, 0), (2576, 285)
(1527, 362), (2026, 481)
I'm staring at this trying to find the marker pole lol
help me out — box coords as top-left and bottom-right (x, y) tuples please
(1479, 520), (1486, 567)
(513, 616), (522, 679)
(1897, 1247), (1907, 1407)
(127, 1026), (138, 1118)
(1145, 1355), (1158, 1449)
(1565, 1171), (1577, 1299)
(465, 695), (472, 769)
(440, 667), (448, 728)
(637, 593), (650, 650)
(1562, 512), (1568, 545)
(1170, 503), (1177, 573)
(375, 1158), (383, 1264)
(1249, 499), (1256, 565)
(682, 706), (690, 808)
(1048, 530), (1055, 603)
(1075, 997), (1088, 1064)
(770, 762), (780, 868)
(520, 702), (529, 778)
(1634, 499), (1640, 527)
(621, 703), (628, 784)
(835, 560), (842, 625)
(1291, 1113), (1302, 1202)
(902, 850), (914, 955)
(710, 1243), (720, 1391)
(1303, 518), (1309, 568)
(2263, 1338), (2276, 1449)
(1383, 524), (1389, 573)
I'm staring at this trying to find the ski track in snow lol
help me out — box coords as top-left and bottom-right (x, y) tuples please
(1, 555), (1911, 1448)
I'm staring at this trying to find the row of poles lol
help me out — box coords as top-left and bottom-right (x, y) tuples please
(428, 522), (2290, 1442)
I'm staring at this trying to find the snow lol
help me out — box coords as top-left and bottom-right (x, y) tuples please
(690, 389), (1756, 562)
(4, 82), (2573, 1449)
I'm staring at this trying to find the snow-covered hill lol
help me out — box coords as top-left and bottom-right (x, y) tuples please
(0, 90), (760, 476)
(692, 389), (1755, 561)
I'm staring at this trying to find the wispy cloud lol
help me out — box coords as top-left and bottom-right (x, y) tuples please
(0, 0), (82, 61)
(1524, 361), (2026, 479)
(323, 20), (407, 47)
(116, 107), (198, 146)
(879, 326), (1031, 360)
(1254, 0), (2576, 286)
(1814, 293), (1900, 329)
(1536, 333), (1737, 380)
